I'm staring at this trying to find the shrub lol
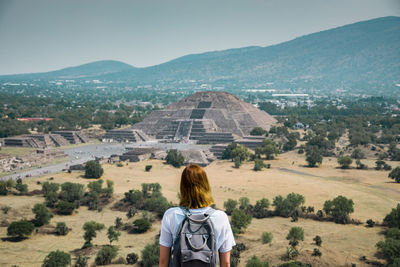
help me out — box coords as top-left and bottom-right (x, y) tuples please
(143, 192), (170, 217)
(351, 148), (365, 159)
(0, 179), (16, 195)
(126, 252), (139, 264)
(132, 218), (151, 233)
(312, 248), (322, 257)
(7, 219), (35, 239)
(323, 195), (354, 224)
(45, 191), (59, 208)
(165, 149), (185, 168)
(95, 245), (118, 265)
(82, 221), (105, 248)
(88, 180), (103, 194)
(387, 228), (400, 240)
(250, 127), (267, 136)
(286, 227), (304, 248)
(116, 162), (123, 167)
(355, 159), (368, 169)
(279, 261), (311, 267)
(115, 217), (123, 229)
(231, 209), (252, 233)
(41, 182), (60, 196)
(224, 199), (238, 215)
(74, 255), (88, 267)
(273, 193), (305, 218)
(84, 160), (104, 178)
(42, 250), (71, 267)
(261, 232), (273, 244)
(239, 197), (252, 212)
(126, 207), (137, 219)
(15, 182), (28, 194)
(1, 205), (10, 214)
(231, 243), (247, 267)
(383, 204), (400, 228)
(55, 222), (69, 236)
(56, 200), (75, 215)
(305, 146), (322, 167)
(254, 159), (267, 171)
(246, 255), (270, 267)
(366, 219), (375, 227)
(141, 240), (159, 267)
(337, 156), (352, 169)
(60, 182), (84, 203)
(107, 226), (121, 245)
(253, 198), (270, 218)
(298, 149), (304, 154)
(32, 203), (52, 226)
(145, 165), (153, 172)
(383, 163), (392, 171)
(255, 139), (279, 160)
(234, 157), (242, 168)
(313, 235), (322, 246)
(376, 160), (385, 170)
(388, 167), (400, 183)
(222, 143), (238, 160)
(376, 238), (400, 265)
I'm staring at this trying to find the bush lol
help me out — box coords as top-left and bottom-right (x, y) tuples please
(337, 156), (352, 169)
(84, 160), (104, 178)
(250, 127), (267, 136)
(56, 200), (75, 215)
(132, 218), (151, 233)
(255, 139), (279, 160)
(60, 182), (84, 203)
(273, 193), (305, 218)
(7, 219), (35, 239)
(387, 228), (400, 240)
(74, 255), (88, 267)
(41, 182), (59, 196)
(55, 222), (69, 236)
(126, 252), (139, 264)
(305, 146), (322, 167)
(230, 242), (247, 267)
(261, 232), (273, 244)
(95, 245), (118, 265)
(115, 217), (123, 229)
(224, 199), (238, 215)
(351, 148), (365, 159)
(388, 167), (400, 183)
(376, 160), (385, 170)
(279, 261), (311, 267)
(253, 198), (270, 218)
(323, 195), (354, 224)
(145, 165), (152, 172)
(82, 221), (105, 248)
(366, 219), (375, 227)
(355, 159), (368, 169)
(107, 226), (121, 245)
(143, 192), (170, 217)
(254, 159), (267, 171)
(42, 250), (71, 267)
(141, 240), (159, 267)
(298, 149), (304, 154)
(313, 235), (322, 246)
(165, 149), (185, 168)
(286, 227), (304, 248)
(15, 182), (28, 194)
(0, 179), (16, 195)
(312, 248), (322, 257)
(376, 238), (400, 265)
(384, 204), (400, 228)
(234, 157), (242, 168)
(32, 203), (52, 226)
(246, 255), (269, 267)
(45, 191), (59, 208)
(116, 162), (124, 167)
(126, 207), (137, 219)
(383, 163), (392, 171)
(231, 209), (252, 233)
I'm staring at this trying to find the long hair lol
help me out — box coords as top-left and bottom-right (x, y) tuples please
(179, 164), (214, 209)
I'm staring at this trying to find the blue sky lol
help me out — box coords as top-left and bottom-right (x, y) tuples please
(0, 0), (399, 75)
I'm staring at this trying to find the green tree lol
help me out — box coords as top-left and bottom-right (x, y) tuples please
(254, 159), (267, 171)
(107, 226), (121, 245)
(42, 250), (71, 267)
(84, 160), (104, 178)
(141, 240), (160, 267)
(389, 167), (400, 183)
(231, 145), (251, 164)
(384, 204), (400, 228)
(253, 198), (270, 218)
(255, 139), (279, 160)
(337, 156), (352, 169)
(41, 182), (60, 196)
(82, 221), (105, 248)
(323, 195), (354, 224)
(60, 182), (84, 203)
(286, 227), (304, 248)
(55, 222), (69, 236)
(231, 209), (252, 234)
(222, 143), (238, 160)
(273, 193), (305, 218)
(32, 203), (52, 226)
(7, 220), (35, 239)
(132, 218), (152, 233)
(351, 148), (365, 159)
(45, 191), (59, 208)
(95, 245), (118, 266)
(305, 146), (322, 167)
(88, 180), (103, 194)
(224, 199), (238, 215)
(0, 179), (16, 195)
(250, 127), (267, 136)
(246, 255), (270, 267)
(313, 235), (322, 246)
(376, 237), (400, 265)
(261, 232), (273, 244)
(165, 149), (185, 168)
(56, 200), (75, 215)
(15, 180), (28, 194)
(126, 252), (139, 264)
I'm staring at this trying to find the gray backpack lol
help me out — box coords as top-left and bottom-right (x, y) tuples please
(171, 207), (217, 267)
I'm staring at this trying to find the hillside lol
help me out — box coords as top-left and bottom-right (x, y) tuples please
(1, 16), (399, 94)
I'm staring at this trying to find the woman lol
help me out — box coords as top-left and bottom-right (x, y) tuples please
(159, 164), (235, 267)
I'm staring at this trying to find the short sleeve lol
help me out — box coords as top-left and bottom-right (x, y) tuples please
(159, 209), (174, 247)
(215, 212), (236, 252)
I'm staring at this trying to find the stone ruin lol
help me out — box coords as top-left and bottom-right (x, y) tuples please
(132, 91), (276, 144)
(103, 129), (150, 143)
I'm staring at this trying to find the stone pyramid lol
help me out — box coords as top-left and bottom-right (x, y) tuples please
(133, 91), (276, 143)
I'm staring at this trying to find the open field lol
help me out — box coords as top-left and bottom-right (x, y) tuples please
(0, 147), (36, 157)
(0, 151), (399, 266)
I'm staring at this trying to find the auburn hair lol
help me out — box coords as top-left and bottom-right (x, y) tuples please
(179, 164), (214, 209)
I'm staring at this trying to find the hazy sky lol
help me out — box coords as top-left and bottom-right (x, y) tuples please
(0, 0), (399, 75)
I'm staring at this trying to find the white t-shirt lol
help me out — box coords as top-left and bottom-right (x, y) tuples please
(160, 206), (236, 253)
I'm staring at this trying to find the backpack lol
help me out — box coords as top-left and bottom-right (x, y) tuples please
(171, 207), (217, 267)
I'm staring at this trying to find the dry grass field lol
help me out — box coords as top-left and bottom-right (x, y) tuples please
(1, 151), (399, 266)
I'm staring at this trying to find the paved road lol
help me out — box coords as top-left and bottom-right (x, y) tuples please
(0, 141), (211, 181)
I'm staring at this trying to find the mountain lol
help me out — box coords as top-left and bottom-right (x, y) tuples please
(1, 16), (399, 94)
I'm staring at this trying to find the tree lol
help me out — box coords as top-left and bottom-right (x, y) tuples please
(246, 255), (270, 267)
(126, 252), (139, 264)
(45, 191), (59, 208)
(376, 160), (385, 170)
(313, 235), (322, 246)
(145, 165), (152, 172)
(337, 156), (352, 169)
(262, 232), (273, 244)
(41, 182), (59, 196)
(255, 139), (279, 160)
(166, 149), (185, 168)
(312, 248), (322, 257)
(224, 199), (238, 215)
(55, 222), (69, 236)
(323, 195), (354, 224)
(254, 159), (267, 171)
(88, 180), (103, 194)
(82, 221), (105, 248)
(384, 204), (400, 228)
(107, 226), (121, 245)
(389, 167), (400, 183)
(305, 146), (322, 167)
(250, 127), (267, 136)
(286, 227), (304, 248)
(253, 198), (270, 218)
(231, 145), (251, 164)
(74, 255), (88, 267)
(56, 200), (75, 215)
(132, 218), (151, 233)
(84, 160), (104, 178)
(239, 197), (251, 212)
(376, 237), (400, 265)
(273, 193), (305, 218)
(32, 203), (52, 226)
(351, 148), (365, 159)
(141, 240), (159, 267)
(0, 179), (16, 195)
(60, 182), (84, 203)
(222, 143), (238, 160)
(231, 209), (252, 234)
(42, 250), (71, 267)
(95, 245), (118, 265)
(7, 220), (35, 239)
(15, 180), (28, 194)
(115, 217), (123, 229)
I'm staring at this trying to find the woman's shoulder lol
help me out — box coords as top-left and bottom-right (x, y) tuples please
(210, 209), (229, 221)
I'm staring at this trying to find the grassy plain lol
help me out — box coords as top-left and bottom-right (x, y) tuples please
(0, 151), (399, 266)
